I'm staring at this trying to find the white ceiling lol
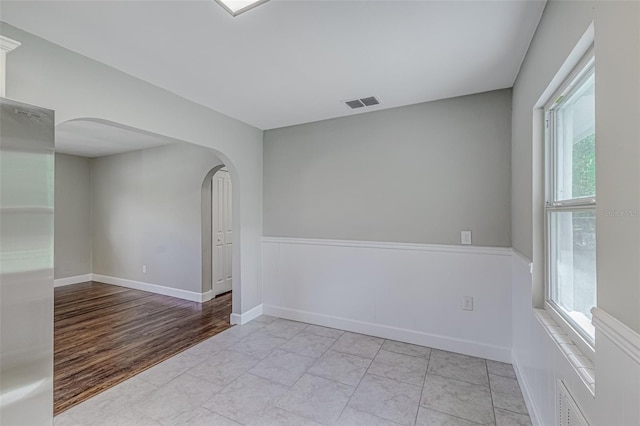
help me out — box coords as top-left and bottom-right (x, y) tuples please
(1, 0), (546, 130)
(56, 120), (175, 158)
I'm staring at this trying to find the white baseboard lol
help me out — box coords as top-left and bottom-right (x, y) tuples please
(55, 273), (219, 303)
(92, 274), (210, 303)
(512, 350), (543, 426)
(263, 304), (511, 362)
(202, 290), (214, 303)
(230, 304), (263, 325)
(54, 274), (93, 287)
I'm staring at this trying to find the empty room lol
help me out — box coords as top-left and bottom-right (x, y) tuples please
(0, 1), (639, 426)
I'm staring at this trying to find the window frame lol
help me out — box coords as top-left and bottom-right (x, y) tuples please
(543, 47), (596, 359)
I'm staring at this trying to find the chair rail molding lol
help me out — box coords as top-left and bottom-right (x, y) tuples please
(262, 236), (512, 256)
(592, 307), (640, 366)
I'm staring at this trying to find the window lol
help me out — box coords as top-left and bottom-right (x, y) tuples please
(545, 50), (596, 347)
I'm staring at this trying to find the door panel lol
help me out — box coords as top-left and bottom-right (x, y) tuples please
(215, 245), (225, 284)
(224, 174), (232, 285)
(212, 170), (232, 295)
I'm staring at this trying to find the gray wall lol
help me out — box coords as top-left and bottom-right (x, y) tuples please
(512, 0), (640, 333)
(511, 3), (640, 425)
(264, 89), (512, 247)
(91, 143), (223, 293)
(54, 153), (92, 279)
(511, 1), (594, 261)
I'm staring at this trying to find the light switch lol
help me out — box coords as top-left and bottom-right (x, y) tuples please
(461, 230), (472, 245)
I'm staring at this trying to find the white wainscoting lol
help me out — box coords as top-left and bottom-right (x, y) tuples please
(262, 237), (513, 362)
(592, 308), (640, 426)
(511, 250), (595, 426)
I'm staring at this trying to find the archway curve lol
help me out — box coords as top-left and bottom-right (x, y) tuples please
(55, 117), (242, 313)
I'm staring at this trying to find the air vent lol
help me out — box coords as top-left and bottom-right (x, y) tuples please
(344, 96), (380, 109)
(558, 380), (589, 426)
(360, 96), (380, 106)
(345, 99), (365, 109)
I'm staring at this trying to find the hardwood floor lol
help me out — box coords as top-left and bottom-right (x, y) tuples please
(54, 281), (232, 415)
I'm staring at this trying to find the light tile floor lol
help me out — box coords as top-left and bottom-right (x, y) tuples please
(54, 316), (532, 426)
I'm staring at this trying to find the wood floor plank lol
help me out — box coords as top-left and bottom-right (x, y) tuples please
(54, 281), (232, 415)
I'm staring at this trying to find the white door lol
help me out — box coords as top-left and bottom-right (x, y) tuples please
(212, 169), (232, 295)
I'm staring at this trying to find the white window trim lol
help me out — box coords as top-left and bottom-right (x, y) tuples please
(543, 47), (596, 360)
(543, 47), (595, 112)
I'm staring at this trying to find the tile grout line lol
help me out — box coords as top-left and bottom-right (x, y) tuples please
(487, 360), (498, 425)
(193, 365), (256, 423)
(494, 406), (532, 417)
(426, 370), (491, 388)
(196, 319), (308, 424)
(413, 347), (432, 425)
(332, 335), (387, 424)
(424, 407), (486, 425)
(251, 321), (344, 423)
(412, 352), (493, 425)
(487, 367), (533, 420)
(199, 406), (240, 426)
(229, 320), (309, 421)
(279, 322), (338, 387)
(271, 329), (338, 422)
(276, 326), (438, 425)
(185, 322), (270, 411)
(299, 324), (341, 361)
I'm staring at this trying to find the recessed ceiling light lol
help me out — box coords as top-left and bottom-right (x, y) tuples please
(215, 0), (270, 17)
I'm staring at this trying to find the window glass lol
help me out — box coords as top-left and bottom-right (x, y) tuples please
(554, 72), (595, 202)
(548, 210), (596, 339)
(546, 55), (596, 345)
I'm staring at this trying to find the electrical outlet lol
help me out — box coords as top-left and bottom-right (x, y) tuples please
(461, 230), (472, 245)
(142, 265), (147, 274)
(462, 296), (473, 311)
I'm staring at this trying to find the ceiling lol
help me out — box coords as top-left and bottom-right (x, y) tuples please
(1, 0), (546, 130)
(56, 120), (175, 158)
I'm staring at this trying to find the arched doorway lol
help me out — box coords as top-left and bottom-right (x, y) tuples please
(51, 117), (243, 412)
(55, 117), (241, 309)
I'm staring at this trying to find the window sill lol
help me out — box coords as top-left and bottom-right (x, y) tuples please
(544, 301), (595, 359)
(535, 308), (596, 395)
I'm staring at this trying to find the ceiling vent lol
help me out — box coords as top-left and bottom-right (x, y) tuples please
(345, 99), (365, 109)
(360, 96), (380, 106)
(345, 96), (380, 109)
